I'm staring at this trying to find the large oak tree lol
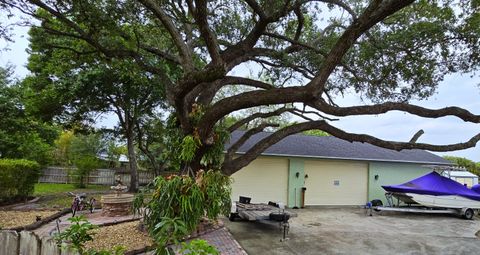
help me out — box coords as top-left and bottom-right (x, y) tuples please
(22, 26), (169, 191)
(2, 0), (480, 176)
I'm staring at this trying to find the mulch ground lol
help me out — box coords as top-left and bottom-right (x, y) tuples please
(0, 210), (60, 229)
(84, 221), (153, 252)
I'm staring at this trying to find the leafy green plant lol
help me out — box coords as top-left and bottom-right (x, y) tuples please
(55, 215), (126, 255)
(200, 127), (230, 169)
(142, 170), (231, 254)
(145, 175), (204, 233)
(152, 217), (189, 254)
(0, 159), (40, 202)
(180, 135), (200, 162)
(180, 239), (220, 255)
(133, 191), (146, 218)
(55, 215), (97, 254)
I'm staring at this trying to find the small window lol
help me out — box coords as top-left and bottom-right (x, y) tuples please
(334, 180), (340, 186)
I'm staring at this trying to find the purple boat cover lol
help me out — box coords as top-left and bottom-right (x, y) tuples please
(382, 171), (480, 201)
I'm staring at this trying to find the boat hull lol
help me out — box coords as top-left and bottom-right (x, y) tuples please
(405, 193), (480, 209)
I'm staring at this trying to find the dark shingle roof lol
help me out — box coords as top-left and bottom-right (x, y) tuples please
(226, 131), (452, 165)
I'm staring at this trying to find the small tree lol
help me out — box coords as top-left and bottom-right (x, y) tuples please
(72, 156), (99, 188)
(70, 134), (103, 188)
(53, 130), (75, 166)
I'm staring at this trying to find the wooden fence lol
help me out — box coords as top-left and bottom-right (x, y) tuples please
(39, 167), (155, 186)
(0, 230), (79, 255)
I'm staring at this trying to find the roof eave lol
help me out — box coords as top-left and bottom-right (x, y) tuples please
(231, 151), (454, 166)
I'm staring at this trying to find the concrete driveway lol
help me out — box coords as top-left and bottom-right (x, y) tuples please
(224, 208), (480, 255)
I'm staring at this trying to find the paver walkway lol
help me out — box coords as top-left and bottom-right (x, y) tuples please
(33, 211), (248, 255)
(199, 227), (248, 255)
(33, 211), (139, 237)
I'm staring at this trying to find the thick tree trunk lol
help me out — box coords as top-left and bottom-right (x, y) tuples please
(127, 130), (139, 192)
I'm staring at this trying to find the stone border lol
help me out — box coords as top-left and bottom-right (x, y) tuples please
(0, 197), (40, 210)
(7, 208), (71, 232)
(125, 245), (154, 255)
(183, 220), (225, 240)
(96, 217), (142, 227)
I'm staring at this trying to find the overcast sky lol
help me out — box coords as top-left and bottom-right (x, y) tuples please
(1, 19), (479, 162)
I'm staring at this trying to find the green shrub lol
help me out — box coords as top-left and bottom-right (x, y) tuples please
(180, 239), (219, 255)
(0, 159), (40, 202)
(55, 216), (125, 255)
(72, 155), (99, 188)
(142, 170), (231, 254)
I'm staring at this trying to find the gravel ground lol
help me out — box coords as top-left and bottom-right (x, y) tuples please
(0, 210), (60, 229)
(84, 221), (153, 252)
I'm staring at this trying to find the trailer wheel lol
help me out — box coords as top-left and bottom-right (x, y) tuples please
(229, 213), (237, 222)
(463, 208), (474, 220)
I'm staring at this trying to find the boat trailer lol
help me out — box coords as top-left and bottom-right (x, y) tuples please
(229, 197), (297, 241)
(366, 193), (477, 220)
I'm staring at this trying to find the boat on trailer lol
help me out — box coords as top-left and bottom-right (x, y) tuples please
(374, 171), (480, 219)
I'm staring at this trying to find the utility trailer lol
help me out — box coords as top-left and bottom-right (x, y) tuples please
(230, 202), (297, 221)
(229, 197), (297, 241)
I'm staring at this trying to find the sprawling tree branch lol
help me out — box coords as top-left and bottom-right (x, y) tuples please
(5, 0), (479, 177)
(193, 0), (222, 64)
(312, 99), (480, 123)
(222, 121), (333, 174)
(199, 86), (312, 136)
(312, 120), (480, 151)
(306, 0), (415, 95)
(138, 0), (194, 71)
(225, 122), (279, 161)
(222, 119), (480, 175)
(228, 107), (292, 132)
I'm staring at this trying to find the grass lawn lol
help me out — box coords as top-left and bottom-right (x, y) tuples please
(34, 183), (110, 209)
(34, 183), (110, 196)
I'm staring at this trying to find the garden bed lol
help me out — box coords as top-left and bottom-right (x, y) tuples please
(84, 220), (153, 252)
(0, 209), (69, 230)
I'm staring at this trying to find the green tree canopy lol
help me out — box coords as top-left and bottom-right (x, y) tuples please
(21, 13), (176, 190)
(443, 156), (479, 176)
(69, 133), (104, 188)
(0, 66), (58, 165)
(2, 0), (480, 177)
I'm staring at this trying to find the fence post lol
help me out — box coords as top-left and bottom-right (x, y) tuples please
(19, 231), (40, 255)
(0, 230), (19, 255)
(41, 236), (61, 255)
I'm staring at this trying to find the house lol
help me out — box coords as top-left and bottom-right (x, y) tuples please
(97, 153), (130, 169)
(227, 131), (452, 207)
(444, 169), (479, 187)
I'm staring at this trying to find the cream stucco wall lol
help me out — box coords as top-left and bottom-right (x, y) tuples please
(230, 156), (289, 204)
(304, 159), (368, 205)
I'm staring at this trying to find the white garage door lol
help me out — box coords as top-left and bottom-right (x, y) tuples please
(231, 156), (288, 204)
(304, 160), (368, 205)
